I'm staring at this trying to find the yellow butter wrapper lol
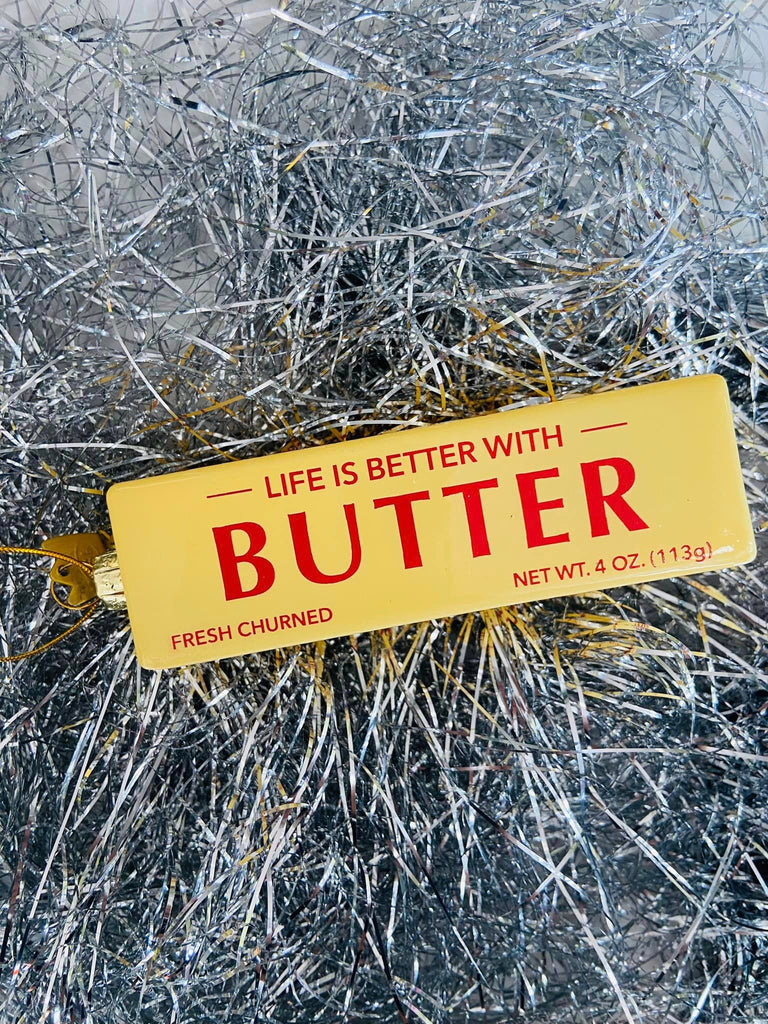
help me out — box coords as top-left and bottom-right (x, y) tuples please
(107, 375), (755, 669)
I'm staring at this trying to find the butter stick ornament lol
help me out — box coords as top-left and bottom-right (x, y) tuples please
(104, 375), (756, 669)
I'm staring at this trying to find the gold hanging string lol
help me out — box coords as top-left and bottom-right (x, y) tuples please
(0, 600), (100, 663)
(0, 545), (101, 663)
(0, 545), (96, 575)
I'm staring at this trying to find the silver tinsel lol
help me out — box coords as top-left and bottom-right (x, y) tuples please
(1, 0), (767, 1020)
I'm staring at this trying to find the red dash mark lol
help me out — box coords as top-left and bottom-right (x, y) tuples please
(206, 488), (254, 499)
(580, 421), (628, 434)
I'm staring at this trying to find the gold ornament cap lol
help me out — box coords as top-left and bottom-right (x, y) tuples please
(93, 548), (127, 610)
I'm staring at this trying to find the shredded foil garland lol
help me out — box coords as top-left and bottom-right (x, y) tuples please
(1, 0), (767, 1020)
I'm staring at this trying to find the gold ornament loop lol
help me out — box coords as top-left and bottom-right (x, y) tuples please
(0, 538), (114, 663)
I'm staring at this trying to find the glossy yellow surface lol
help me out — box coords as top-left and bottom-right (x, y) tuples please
(107, 375), (756, 669)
